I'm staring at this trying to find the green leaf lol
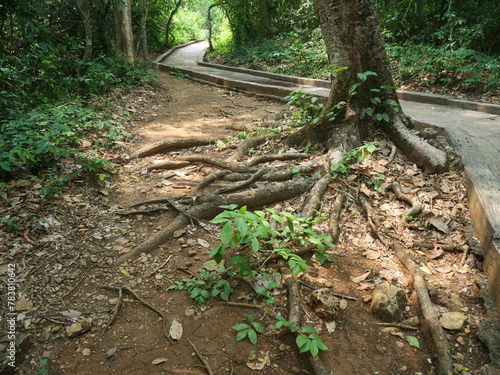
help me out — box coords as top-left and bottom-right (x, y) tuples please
(220, 221), (233, 244)
(235, 329), (248, 341)
(301, 326), (317, 333)
(233, 323), (250, 331)
(252, 322), (265, 334)
(406, 335), (421, 349)
(366, 143), (377, 154)
(247, 329), (258, 345)
(296, 334), (310, 353)
(234, 217), (248, 237)
(309, 341), (319, 357)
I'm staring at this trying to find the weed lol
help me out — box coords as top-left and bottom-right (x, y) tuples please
(35, 358), (49, 375)
(330, 142), (379, 178)
(232, 314), (265, 345)
(0, 217), (18, 232)
(167, 266), (232, 307)
(209, 205), (334, 278)
(296, 326), (329, 357)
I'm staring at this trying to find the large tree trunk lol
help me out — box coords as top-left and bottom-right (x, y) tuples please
(115, 0), (134, 64)
(301, 0), (447, 173)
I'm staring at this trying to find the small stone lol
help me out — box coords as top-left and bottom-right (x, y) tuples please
(188, 250), (197, 257)
(370, 282), (407, 322)
(307, 288), (341, 320)
(15, 299), (33, 312)
(291, 367), (301, 374)
(440, 312), (467, 331)
(185, 308), (196, 317)
(155, 274), (163, 280)
(82, 348), (91, 356)
(66, 323), (84, 338)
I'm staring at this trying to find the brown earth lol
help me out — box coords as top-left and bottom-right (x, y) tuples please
(0, 72), (492, 375)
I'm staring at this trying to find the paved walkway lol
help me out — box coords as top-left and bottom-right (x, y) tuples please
(155, 41), (500, 314)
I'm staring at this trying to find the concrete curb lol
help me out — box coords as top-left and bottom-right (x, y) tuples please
(197, 48), (500, 116)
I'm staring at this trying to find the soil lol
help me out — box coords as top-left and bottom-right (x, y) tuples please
(0, 72), (493, 375)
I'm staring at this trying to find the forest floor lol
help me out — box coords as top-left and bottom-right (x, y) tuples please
(2, 72), (493, 375)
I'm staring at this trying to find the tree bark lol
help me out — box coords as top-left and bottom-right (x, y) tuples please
(115, 0), (134, 64)
(139, 0), (149, 60)
(76, 0), (93, 63)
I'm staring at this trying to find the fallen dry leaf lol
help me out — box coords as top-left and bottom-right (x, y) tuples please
(351, 271), (371, 284)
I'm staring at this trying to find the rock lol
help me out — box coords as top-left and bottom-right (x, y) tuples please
(420, 127), (439, 140)
(307, 288), (341, 321)
(66, 323), (84, 338)
(440, 312), (467, 331)
(370, 282), (407, 322)
(477, 320), (500, 367)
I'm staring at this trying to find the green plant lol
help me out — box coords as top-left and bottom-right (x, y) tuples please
(0, 217), (18, 232)
(232, 314), (265, 345)
(254, 272), (281, 304)
(209, 205), (334, 279)
(35, 358), (49, 375)
(168, 266), (232, 307)
(296, 326), (329, 357)
(330, 142), (379, 178)
(348, 71), (401, 122)
(274, 317), (329, 357)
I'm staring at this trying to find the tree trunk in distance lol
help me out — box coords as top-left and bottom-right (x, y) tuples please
(115, 0), (134, 64)
(76, 0), (93, 63)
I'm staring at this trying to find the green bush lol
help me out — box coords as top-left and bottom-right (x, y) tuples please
(387, 43), (500, 94)
(0, 103), (129, 174)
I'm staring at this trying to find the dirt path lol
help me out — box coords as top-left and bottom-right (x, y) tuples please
(2, 72), (491, 375)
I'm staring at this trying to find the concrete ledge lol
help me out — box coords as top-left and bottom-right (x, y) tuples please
(397, 90), (500, 115)
(198, 60), (331, 89)
(445, 127), (500, 314)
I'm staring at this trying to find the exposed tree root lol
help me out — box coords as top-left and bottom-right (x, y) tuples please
(392, 242), (453, 375)
(228, 134), (276, 161)
(248, 153), (310, 167)
(101, 285), (173, 345)
(115, 180), (312, 265)
(214, 169), (265, 194)
(146, 160), (190, 171)
(180, 155), (255, 173)
(301, 174), (332, 218)
(188, 339), (214, 375)
(381, 114), (448, 173)
(328, 191), (346, 244)
(285, 276), (330, 375)
(357, 193), (453, 374)
(130, 138), (219, 159)
(196, 170), (231, 191)
(391, 182), (423, 220)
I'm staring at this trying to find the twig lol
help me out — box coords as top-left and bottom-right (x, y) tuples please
(101, 285), (174, 344)
(374, 322), (419, 330)
(148, 255), (173, 277)
(388, 145), (397, 164)
(188, 339), (214, 375)
(98, 286), (123, 340)
(392, 242), (453, 375)
(298, 281), (356, 301)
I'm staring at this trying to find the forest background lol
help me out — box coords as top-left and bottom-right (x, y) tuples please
(0, 0), (499, 200)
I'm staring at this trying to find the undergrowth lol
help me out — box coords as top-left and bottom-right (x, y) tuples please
(207, 32), (499, 101)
